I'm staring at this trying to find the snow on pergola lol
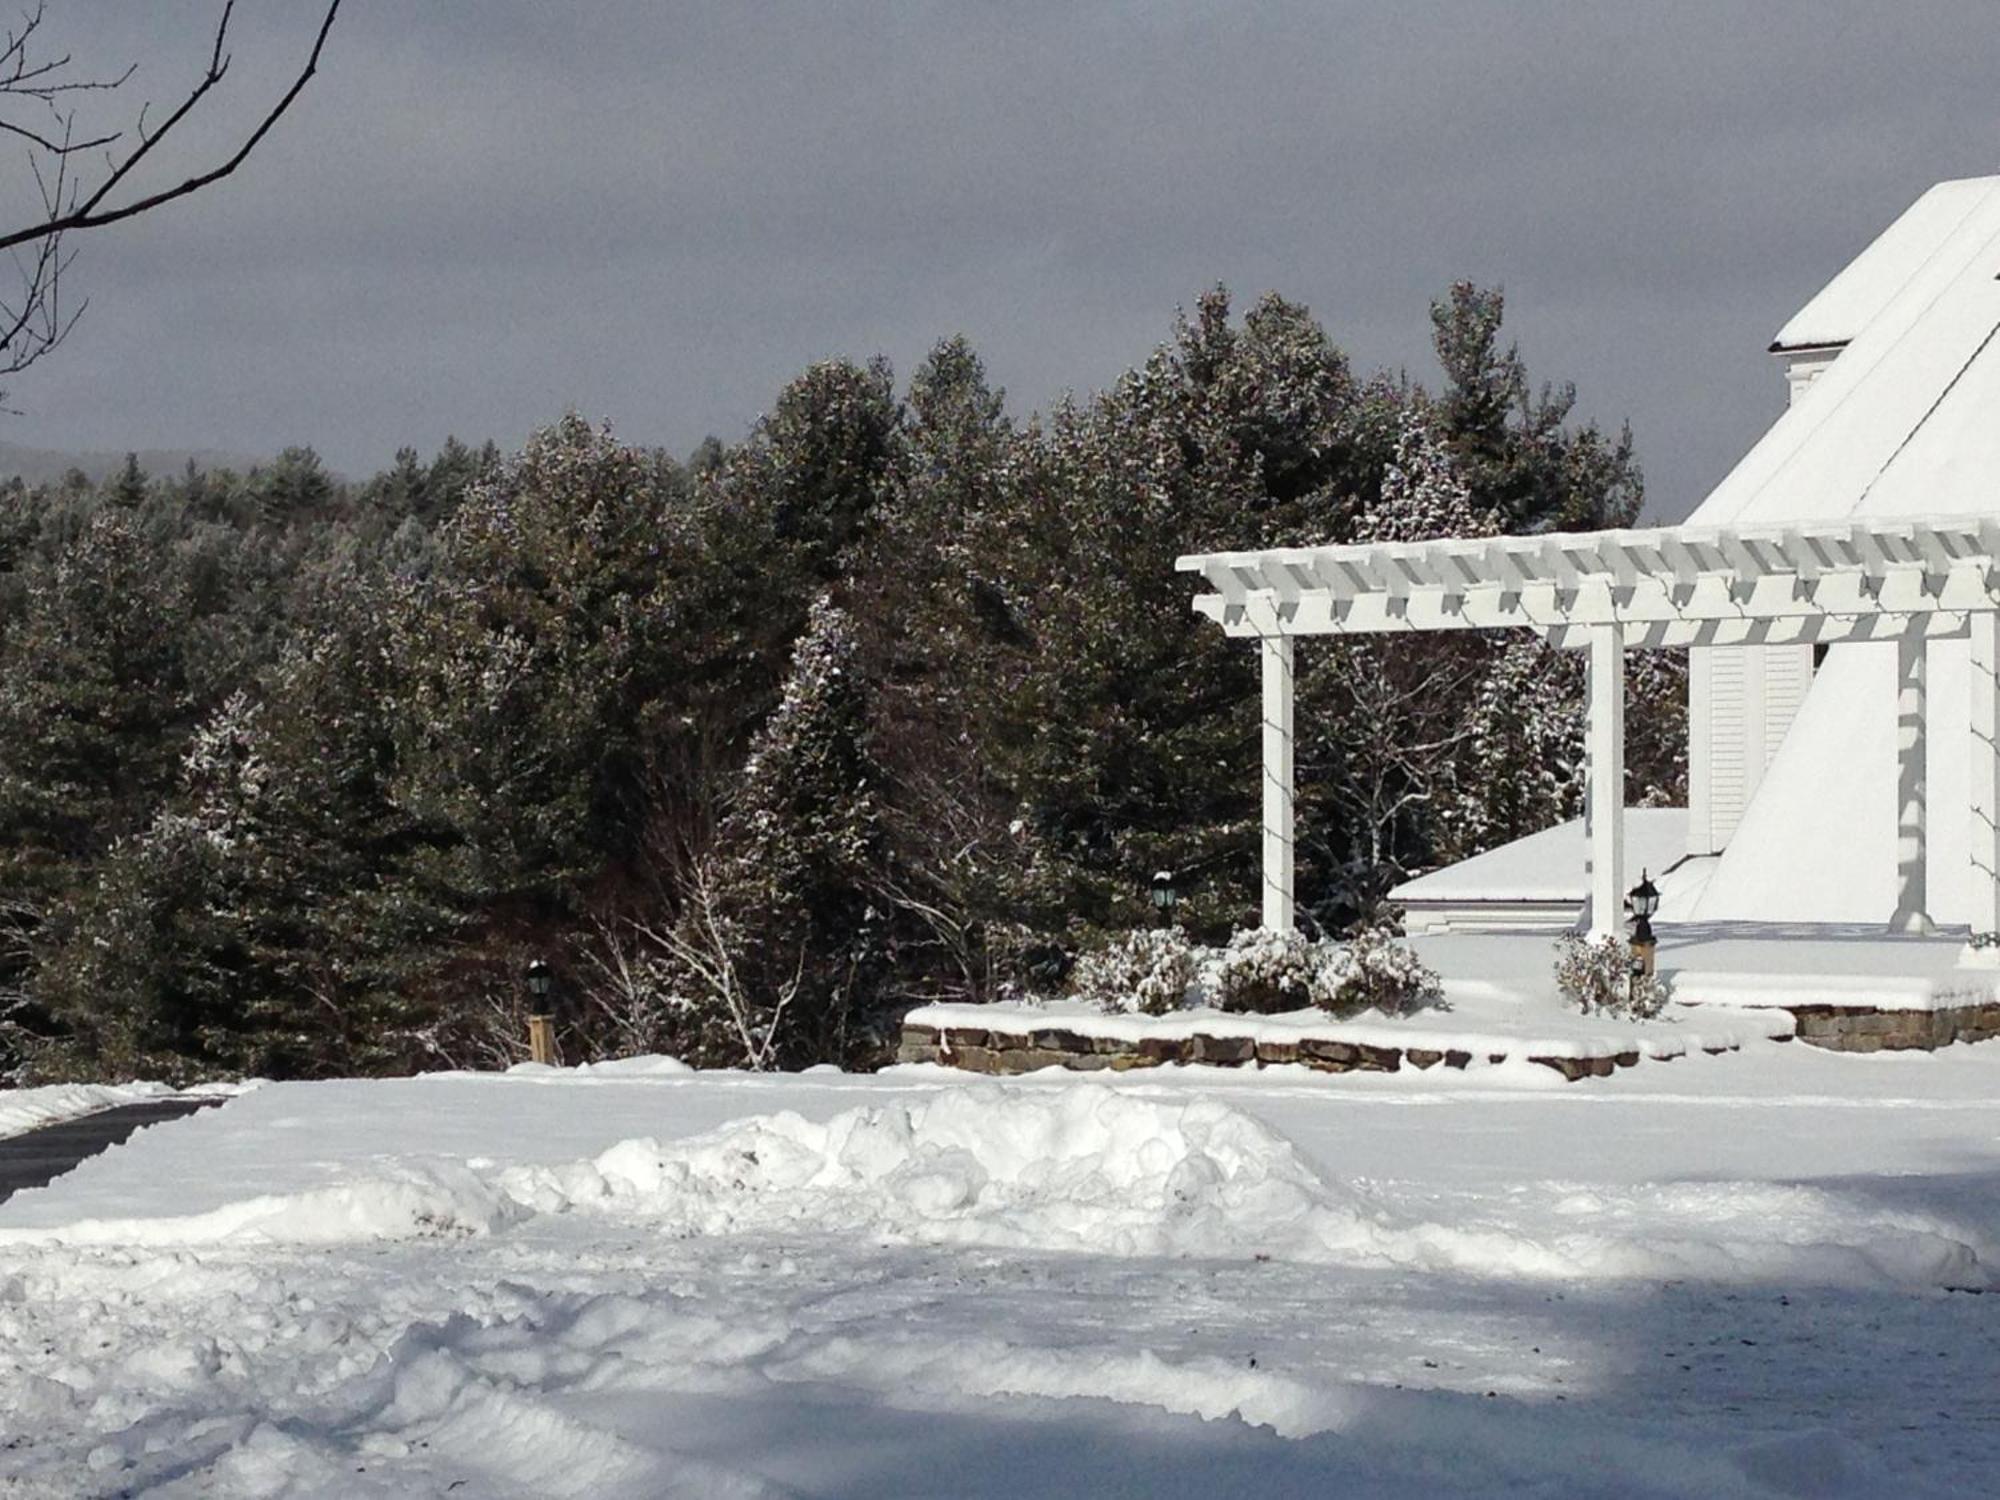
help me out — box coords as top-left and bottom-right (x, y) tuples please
(1179, 515), (2000, 940)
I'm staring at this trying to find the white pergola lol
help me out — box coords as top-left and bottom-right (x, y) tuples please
(1179, 515), (2000, 939)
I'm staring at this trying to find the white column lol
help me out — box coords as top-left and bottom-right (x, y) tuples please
(1260, 631), (1295, 932)
(1969, 612), (2000, 937)
(1889, 632), (1934, 934)
(1687, 645), (1712, 854)
(1585, 623), (1626, 938)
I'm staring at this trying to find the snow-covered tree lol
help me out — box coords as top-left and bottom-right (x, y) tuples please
(1350, 404), (1497, 545)
(604, 595), (898, 1069)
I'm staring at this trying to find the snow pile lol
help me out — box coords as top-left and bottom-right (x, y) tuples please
(510, 1085), (1361, 1260)
(0, 1081), (177, 1140)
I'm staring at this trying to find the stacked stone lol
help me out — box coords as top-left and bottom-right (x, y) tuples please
(896, 1024), (1716, 1081)
(1788, 1001), (2000, 1052)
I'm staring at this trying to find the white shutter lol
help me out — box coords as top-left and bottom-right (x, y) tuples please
(1762, 646), (1812, 739)
(1688, 643), (1814, 854)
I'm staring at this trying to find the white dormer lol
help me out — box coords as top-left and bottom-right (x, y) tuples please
(1774, 343), (1842, 404)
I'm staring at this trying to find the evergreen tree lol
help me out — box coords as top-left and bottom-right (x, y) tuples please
(654, 596), (896, 1068)
(752, 357), (901, 572)
(1431, 282), (1644, 532)
(254, 446), (337, 524)
(109, 453), (149, 509)
(389, 415), (700, 924)
(0, 510), (198, 889)
(36, 692), (276, 1079)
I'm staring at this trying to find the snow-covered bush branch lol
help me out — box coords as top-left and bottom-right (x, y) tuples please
(1068, 926), (1198, 1015)
(1553, 931), (1662, 1018)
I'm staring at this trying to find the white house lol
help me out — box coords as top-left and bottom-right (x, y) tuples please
(1182, 176), (2000, 938)
(1683, 175), (2000, 928)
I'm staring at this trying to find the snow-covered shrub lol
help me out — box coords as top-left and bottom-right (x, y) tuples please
(1326, 926), (1444, 1018)
(1212, 928), (1342, 1014)
(1553, 931), (1662, 1018)
(1069, 926), (1198, 1015)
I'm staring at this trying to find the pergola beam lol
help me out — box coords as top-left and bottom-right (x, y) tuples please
(1195, 566), (2000, 638)
(1544, 612), (1971, 652)
(1185, 515), (2000, 940)
(1184, 516), (2000, 635)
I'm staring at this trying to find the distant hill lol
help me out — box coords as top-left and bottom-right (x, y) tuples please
(0, 439), (267, 487)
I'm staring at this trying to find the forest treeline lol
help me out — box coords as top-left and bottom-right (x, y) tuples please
(0, 285), (1685, 1082)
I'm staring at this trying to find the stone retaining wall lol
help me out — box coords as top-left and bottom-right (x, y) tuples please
(1786, 999), (2000, 1052)
(900, 997), (2000, 1079)
(896, 1022), (1746, 1082)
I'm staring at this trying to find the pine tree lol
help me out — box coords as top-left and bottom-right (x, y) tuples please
(652, 596), (895, 1068)
(1430, 282), (1644, 532)
(109, 453), (149, 509)
(390, 415), (697, 916)
(0, 510), (197, 886)
(34, 691), (273, 1079)
(1350, 404), (1498, 543)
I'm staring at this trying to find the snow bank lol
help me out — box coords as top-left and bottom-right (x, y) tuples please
(0, 1082), (176, 1140)
(0, 1159), (530, 1248)
(503, 1054), (692, 1079)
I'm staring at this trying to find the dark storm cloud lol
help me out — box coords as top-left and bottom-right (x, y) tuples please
(9, 1), (1999, 515)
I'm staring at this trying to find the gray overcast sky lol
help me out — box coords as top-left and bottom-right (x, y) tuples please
(8, 2), (1999, 517)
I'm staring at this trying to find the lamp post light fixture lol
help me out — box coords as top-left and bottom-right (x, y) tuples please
(525, 957), (553, 1011)
(1151, 869), (1179, 921)
(1627, 871), (1660, 980)
(524, 957), (556, 1066)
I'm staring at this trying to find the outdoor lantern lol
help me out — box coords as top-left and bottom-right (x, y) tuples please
(1627, 871), (1660, 979)
(525, 957), (553, 1013)
(1151, 869), (1179, 917)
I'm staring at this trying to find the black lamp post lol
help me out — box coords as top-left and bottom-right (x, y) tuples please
(525, 957), (553, 1011)
(1150, 869), (1179, 921)
(1627, 871), (1660, 980)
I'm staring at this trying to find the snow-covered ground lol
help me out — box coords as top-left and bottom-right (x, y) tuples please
(4, 1050), (2000, 1496)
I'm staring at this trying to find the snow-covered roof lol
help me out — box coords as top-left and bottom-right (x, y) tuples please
(1390, 809), (1688, 904)
(1772, 176), (2000, 352)
(1693, 177), (2000, 527)
(1178, 513), (2000, 645)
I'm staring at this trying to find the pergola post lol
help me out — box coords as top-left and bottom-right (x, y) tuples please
(1585, 622), (1626, 938)
(1260, 630), (1295, 932)
(1889, 632), (1934, 934)
(1969, 611), (2000, 937)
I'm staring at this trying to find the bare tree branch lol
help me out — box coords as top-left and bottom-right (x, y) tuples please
(0, 1), (341, 386)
